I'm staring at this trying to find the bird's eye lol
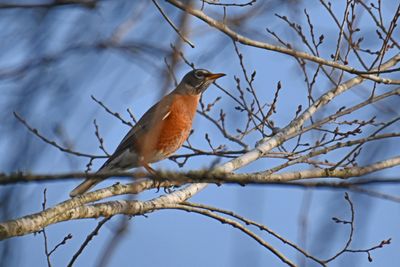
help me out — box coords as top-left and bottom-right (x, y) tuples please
(194, 71), (205, 79)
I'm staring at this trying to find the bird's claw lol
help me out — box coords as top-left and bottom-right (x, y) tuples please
(164, 186), (174, 194)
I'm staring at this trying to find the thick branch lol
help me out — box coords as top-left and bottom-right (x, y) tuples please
(2, 153), (400, 185)
(1, 154), (399, 240)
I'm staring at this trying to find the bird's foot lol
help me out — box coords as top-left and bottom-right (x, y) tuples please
(152, 177), (168, 193)
(163, 186), (174, 194)
(143, 163), (173, 193)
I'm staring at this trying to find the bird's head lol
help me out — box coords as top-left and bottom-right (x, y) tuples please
(176, 69), (225, 95)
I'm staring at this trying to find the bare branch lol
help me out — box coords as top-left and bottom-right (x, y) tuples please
(202, 0), (257, 7)
(67, 217), (111, 267)
(0, 0), (97, 9)
(166, 0), (400, 84)
(182, 202), (325, 266)
(151, 0), (195, 48)
(13, 112), (106, 159)
(91, 95), (133, 127)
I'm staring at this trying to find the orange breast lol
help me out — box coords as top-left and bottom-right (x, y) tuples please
(137, 94), (200, 163)
(154, 94), (200, 158)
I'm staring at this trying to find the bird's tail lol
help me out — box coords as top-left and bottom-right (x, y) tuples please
(69, 159), (113, 197)
(69, 178), (102, 198)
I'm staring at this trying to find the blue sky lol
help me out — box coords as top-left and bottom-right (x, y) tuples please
(1, 1), (399, 266)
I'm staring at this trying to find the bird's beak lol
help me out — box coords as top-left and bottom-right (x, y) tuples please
(204, 73), (226, 80)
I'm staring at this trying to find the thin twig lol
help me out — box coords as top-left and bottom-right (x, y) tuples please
(152, 0), (195, 48)
(91, 95), (133, 127)
(13, 112), (106, 158)
(41, 189), (52, 267)
(67, 217), (112, 267)
(182, 202), (326, 266)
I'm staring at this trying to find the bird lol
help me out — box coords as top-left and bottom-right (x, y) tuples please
(70, 69), (225, 197)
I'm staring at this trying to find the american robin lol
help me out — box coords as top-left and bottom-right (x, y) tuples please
(70, 69), (225, 197)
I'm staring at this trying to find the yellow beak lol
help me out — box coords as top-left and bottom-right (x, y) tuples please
(204, 73), (226, 80)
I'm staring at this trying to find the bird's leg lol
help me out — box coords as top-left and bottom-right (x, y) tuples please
(143, 163), (156, 175)
(143, 163), (164, 192)
(142, 163), (174, 193)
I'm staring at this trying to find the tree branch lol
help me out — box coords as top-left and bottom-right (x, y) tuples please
(166, 0), (400, 84)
